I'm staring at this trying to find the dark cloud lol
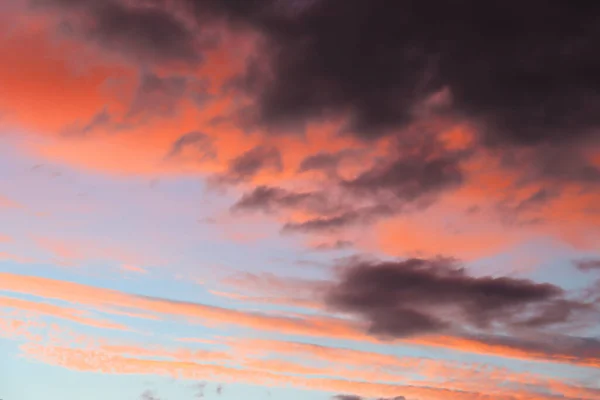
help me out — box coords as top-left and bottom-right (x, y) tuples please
(298, 150), (363, 174)
(538, 150), (600, 185)
(36, 0), (600, 150)
(299, 152), (345, 173)
(494, 187), (558, 227)
(215, 146), (282, 185)
(282, 205), (393, 234)
(167, 131), (216, 161)
(342, 150), (466, 203)
(34, 0), (205, 64)
(333, 396), (406, 400)
(233, 136), (467, 232)
(210, 0), (600, 147)
(182, 0), (600, 197)
(575, 259), (600, 272)
(89, 3), (200, 63)
(504, 146), (600, 188)
(325, 257), (592, 338)
(231, 186), (315, 213)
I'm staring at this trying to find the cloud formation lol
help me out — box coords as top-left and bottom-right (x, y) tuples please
(214, 146), (282, 185)
(2, 2), (600, 399)
(325, 257), (595, 338)
(333, 396), (406, 400)
(35, 0), (207, 64)
(575, 259), (600, 272)
(231, 186), (317, 214)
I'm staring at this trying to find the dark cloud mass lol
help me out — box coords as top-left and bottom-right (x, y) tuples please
(298, 150), (363, 174)
(234, 136), (469, 231)
(86, 2), (200, 63)
(343, 151), (465, 202)
(325, 258), (592, 337)
(43, 0), (600, 146)
(35, 0), (205, 64)
(182, 0), (600, 148)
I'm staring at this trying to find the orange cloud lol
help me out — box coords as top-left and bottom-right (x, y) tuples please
(0, 295), (126, 331)
(120, 264), (148, 274)
(0, 271), (369, 341)
(407, 335), (600, 369)
(371, 147), (600, 260)
(0, 19), (131, 136)
(0, 11), (368, 186)
(34, 236), (83, 263)
(21, 344), (574, 400)
(227, 337), (600, 399)
(0, 314), (45, 342)
(0, 195), (23, 209)
(2, 272), (600, 369)
(4, 310), (596, 400)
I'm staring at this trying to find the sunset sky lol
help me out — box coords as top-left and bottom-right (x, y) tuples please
(1, 1), (600, 399)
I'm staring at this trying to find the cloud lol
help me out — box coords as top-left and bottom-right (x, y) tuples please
(575, 259), (600, 272)
(0, 295), (126, 330)
(231, 186), (315, 213)
(167, 131), (216, 161)
(299, 152), (347, 173)
(0, 194), (23, 208)
(282, 205), (393, 233)
(342, 149), (466, 203)
(35, 0), (206, 65)
(127, 72), (189, 118)
(0, 271), (367, 342)
(214, 146), (282, 184)
(22, 343), (592, 400)
(333, 396), (406, 400)
(121, 264), (147, 274)
(3, 271), (600, 368)
(140, 390), (161, 400)
(220, 271), (326, 308)
(62, 107), (112, 137)
(39, 0), (600, 152)
(233, 137), (471, 233)
(313, 240), (354, 251)
(211, 1), (600, 148)
(325, 257), (594, 337)
(333, 396), (362, 400)
(298, 150), (363, 175)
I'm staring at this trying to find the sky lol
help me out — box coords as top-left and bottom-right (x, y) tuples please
(1, 1), (600, 399)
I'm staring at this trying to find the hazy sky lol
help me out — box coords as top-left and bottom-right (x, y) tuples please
(1, 1), (600, 400)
